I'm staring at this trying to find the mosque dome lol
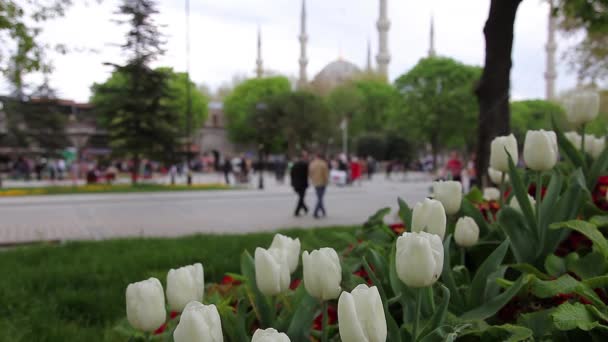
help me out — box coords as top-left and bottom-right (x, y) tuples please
(311, 59), (362, 94)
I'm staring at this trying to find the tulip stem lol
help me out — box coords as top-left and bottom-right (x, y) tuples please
(499, 172), (506, 207)
(581, 124), (587, 164)
(460, 247), (466, 267)
(321, 301), (329, 342)
(413, 289), (422, 340)
(536, 171), (543, 244)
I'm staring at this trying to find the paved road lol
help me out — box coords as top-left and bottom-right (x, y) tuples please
(0, 178), (431, 245)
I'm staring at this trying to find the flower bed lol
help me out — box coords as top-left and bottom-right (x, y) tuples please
(120, 127), (608, 341)
(0, 183), (229, 197)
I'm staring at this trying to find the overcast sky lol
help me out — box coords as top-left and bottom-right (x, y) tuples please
(14, 0), (580, 102)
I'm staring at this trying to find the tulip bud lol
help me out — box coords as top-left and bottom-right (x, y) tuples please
(269, 234), (301, 274)
(563, 88), (600, 126)
(126, 278), (166, 332)
(302, 248), (342, 300)
(255, 247), (290, 296)
(586, 135), (606, 160)
(454, 217), (480, 248)
(252, 328), (291, 342)
(396, 231), (444, 288)
(411, 198), (447, 239)
(564, 131), (582, 150)
(524, 130), (558, 171)
(338, 284), (387, 342)
(488, 167), (508, 185)
(173, 301), (223, 342)
(483, 187), (500, 202)
(432, 180), (462, 215)
(509, 194), (536, 215)
(166, 263), (205, 312)
(490, 134), (518, 172)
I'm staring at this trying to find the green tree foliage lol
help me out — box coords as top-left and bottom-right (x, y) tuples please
(394, 57), (482, 164)
(555, 0), (608, 81)
(510, 100), (567, 143)
(327, 78), (402, 139)
(0, 97), (69, 153)
(263, 91), (330, 155)
(91, 67), (208, 136)
(92, 0), (178, 182)
(223, 77), (291, 144)
(356, 133), (386, 160)
(0, 0), (72, 93)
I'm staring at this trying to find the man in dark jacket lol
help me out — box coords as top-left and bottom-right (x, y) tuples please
(290, 151), (309, 216)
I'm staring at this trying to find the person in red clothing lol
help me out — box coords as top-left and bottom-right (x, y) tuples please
(350, 157), (362, 185)
(444, 151), (463, 182)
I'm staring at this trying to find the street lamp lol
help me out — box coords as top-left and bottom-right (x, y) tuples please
(0, 100), (5, 188)
(256, 102), (268, 190)
(185, 0), (193, 186)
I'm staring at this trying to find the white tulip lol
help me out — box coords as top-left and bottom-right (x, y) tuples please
(563, 88), (600, 126)
(255, 247), (290, 296)
(454, 217), (480, 248)
(565, 131), (582, 150)
(524, 130), (558, 171)
(126, 278), (166, 332)
(269, 234), (301, 274)
(432, 180), (462, 215)
(509, 194), (536, 215)
(302, 248), (342, 300)
(488, 167), (508, 185)
(490, 134), (518, 172)
(411, 198), (447, 239)
(483, 187), (500, 202)
(338, 284), (387, 342)
(252, 328), (291, 342)
(586, 135), (606, 160)
(174, 301), (223, 342)
(396, 231), (444, 288)
(167, 263), (205, 312)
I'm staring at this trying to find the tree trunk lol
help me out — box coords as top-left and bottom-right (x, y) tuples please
(475, 0), (522, 187)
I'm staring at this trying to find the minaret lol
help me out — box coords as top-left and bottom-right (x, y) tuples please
(298, 0), (309, 89)
(376, 0), (391, 79)
(545, 0), (557, 100)
(256, 27), (263, 78)
(366, 39), (372, 72)
(428, 15), (436, 57)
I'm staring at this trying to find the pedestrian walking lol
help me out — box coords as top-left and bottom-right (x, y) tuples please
(309, 153), (329, 218)
(290, 151), (309, 217)
(223, 156), (233, 185)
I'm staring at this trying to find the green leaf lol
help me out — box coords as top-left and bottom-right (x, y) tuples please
(470, 239), (510, 307)
(465, 186), (484, 203)
(550, 220), (608, 257)
(567, 251), (608, 279)
(539, 170), (563, 230)
(510, 263), (553, 280)
(285, 286), (318, 341)
(506, 151), (536, 231)
(460, 275), (528, 321)
(497, 207), (537, 264)
(590, 215), (608, 228)
(545, 254), (567, 277)
(518, 309), (555, 339)
(479, 324), (534, 342)
(440, 236), (465, 311)
(531, 274), (579, 298)
(363, 207), (391, 229)
(419, 285), (451, 340)
(551, 302), (603, 331)
(584, 275), (608, 289)
(398, 197), (413, 228)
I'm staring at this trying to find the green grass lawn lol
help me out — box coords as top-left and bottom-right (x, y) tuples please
(0, 226), (356, 342)
(0, 183), (230, 197)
